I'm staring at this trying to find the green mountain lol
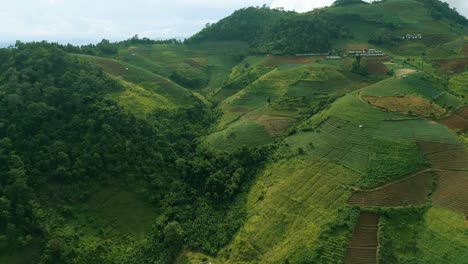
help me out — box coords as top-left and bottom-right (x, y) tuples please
(1, 0), (467, 263)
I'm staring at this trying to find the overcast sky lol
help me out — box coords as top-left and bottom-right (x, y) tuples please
(0, 0), (466, 44)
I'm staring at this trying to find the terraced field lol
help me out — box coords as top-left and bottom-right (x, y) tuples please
(223, 157), (358, 263)
(363, 95), (445, 117)
(440, 106), (468, 132)
(433, 58), (468, 74)
(286, 117), (375, 173)
(361, 74), (442, 99)
(344, 213), (379, 264)
(418, 141), (468, 171)
(348, 170), (433, 207)
(432, 170), (468, 216)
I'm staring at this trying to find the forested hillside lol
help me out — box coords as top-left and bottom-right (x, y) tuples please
(0, 43), (267, 263)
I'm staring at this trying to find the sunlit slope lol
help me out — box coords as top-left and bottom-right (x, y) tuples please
(207, 58), (362, 150)
(76, 54), (196, 117)
(113, 41), (249, 101)
(328, 0), (467, 57)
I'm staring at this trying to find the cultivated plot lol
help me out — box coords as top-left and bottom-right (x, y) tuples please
(432, 170), (468, 216)
(344, 212), (379, 264)
(440, 106), (468, 132)
(348, 170), (433, 207)
(418, 141), (468, 171)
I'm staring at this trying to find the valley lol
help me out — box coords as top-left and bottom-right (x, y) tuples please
(0, 0), (467, 263)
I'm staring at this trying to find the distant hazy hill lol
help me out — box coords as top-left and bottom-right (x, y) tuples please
(0, 42), (13, 48)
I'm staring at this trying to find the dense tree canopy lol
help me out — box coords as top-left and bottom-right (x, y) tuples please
(0, 42), (268, 263)
(187, 7), (351, 54)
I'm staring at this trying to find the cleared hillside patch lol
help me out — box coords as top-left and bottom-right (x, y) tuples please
(361, 74), (442, 99)
(107, 79), (174, 118)
(417, 141), (468, 171)
(348, 170), (433, 207)
(344, 212), (379, 264)
(433, 58), (468, 74)
(262, 55), (314, 67)
(432, 170), (468, 216)
(363, 95), (445, 117)
(439, 106), (468, 132)
(206, 121), (273, 151)
(376, 120), (459, 144)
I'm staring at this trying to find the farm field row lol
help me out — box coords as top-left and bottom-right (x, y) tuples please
(348, 170), (433, 207)
(418, 141), (468, 171)
(344, 212), (379, 264)
(221, 156), (358, 263)
(440, 105), (468, 132)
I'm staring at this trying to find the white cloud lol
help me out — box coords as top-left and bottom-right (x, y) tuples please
(0, 0), (466, 44)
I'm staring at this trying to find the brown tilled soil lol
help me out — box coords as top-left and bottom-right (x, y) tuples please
(254, 115), (297, 136)
(344, 213), (379, 264)
(363, 96), (445, 117)
(439, 106), (468, 132)
(263, 56), (314, 67)
(417, 141), (468, 171)
(432, 170), (468, 215)
(433, 58), (468, 74)
(366, 60), (389, 74)
(348, 170), (433, 207)
(95, 59), (128, 76)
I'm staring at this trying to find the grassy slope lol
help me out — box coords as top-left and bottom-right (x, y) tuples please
(75, 54), (196, 117)
(69, 1), (467, 263)
(222, 157), (358, 263)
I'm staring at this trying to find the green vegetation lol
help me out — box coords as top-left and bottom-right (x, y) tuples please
(0, 42), (267, 263)
(379, 207), (468, 264)
(359, 139), (426, 188)
(1, 0), (468, 263)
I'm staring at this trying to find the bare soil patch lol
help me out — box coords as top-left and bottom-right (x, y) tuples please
(433, 58), (468, 74)
(439, 106), (468, 132)
(418, 141), (468, 171)
(344, 213), (379, 264)
(366, 60), (389, 74)
(95, 59), (127, 76)
(348, 170), (432, 207)
(254, 115), (297, 136)
(395, 68), (417, 77)
(363, 96), (444, 117)
(263, 56), (314, 67)
(432, 170), (468, 215)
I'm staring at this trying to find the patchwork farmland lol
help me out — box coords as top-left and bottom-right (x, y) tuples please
(363, 95), (445, 117)
(440, 106), (468, 132)
(348, 170), (433, 207)
(344, 213), (379, 264)
(418, 141), (468, 171)
(432, 170), (468, 216)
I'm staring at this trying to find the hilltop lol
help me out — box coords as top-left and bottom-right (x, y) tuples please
(0, 0), (467, 263)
